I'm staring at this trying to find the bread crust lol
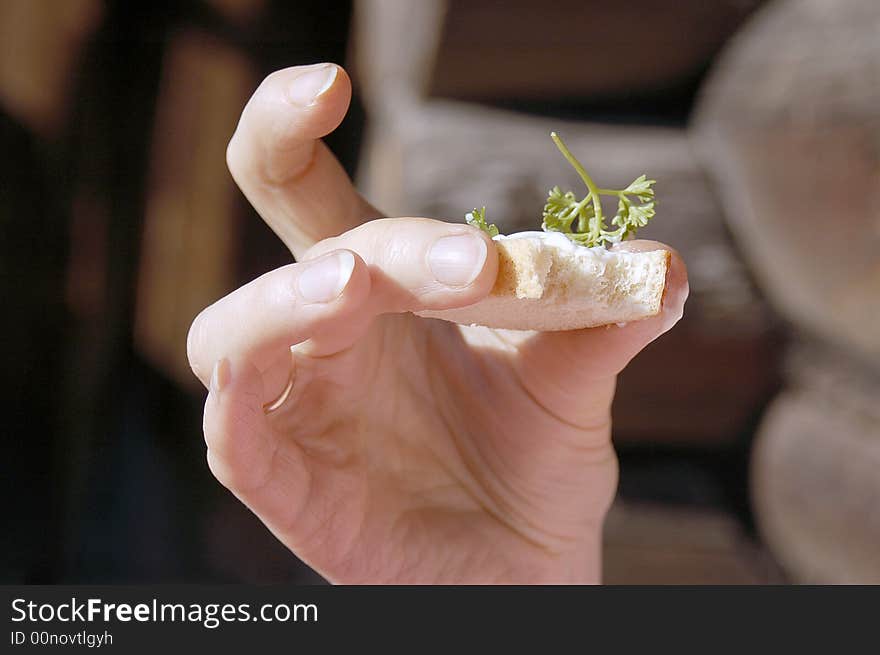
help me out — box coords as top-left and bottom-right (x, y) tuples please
(417, 233), (670, 331)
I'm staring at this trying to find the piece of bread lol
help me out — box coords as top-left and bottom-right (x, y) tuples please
(417, 231), (669, 331)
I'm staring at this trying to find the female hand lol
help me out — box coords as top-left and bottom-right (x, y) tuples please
(187, 64), (688, 583)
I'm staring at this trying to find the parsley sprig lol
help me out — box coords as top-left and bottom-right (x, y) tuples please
(464, 206), (499, 237)
(465, 132), (657, 248)
(542, 132), (655, 246)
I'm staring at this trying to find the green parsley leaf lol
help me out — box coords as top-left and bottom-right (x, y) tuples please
(464, 133), (657, 247)
(541, 132), (657, 247)
(465, 206), (499, 237)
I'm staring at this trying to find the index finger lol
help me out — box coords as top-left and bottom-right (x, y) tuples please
(226, 63), (379, 258)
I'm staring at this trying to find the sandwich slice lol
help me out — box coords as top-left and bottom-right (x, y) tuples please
(418, 132), (669, 331)
(418, 231), (669, 331)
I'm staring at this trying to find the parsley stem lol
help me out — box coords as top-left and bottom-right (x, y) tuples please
(550, 132), (604, 222)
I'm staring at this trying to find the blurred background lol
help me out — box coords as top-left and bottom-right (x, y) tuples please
(2, 0), (878, 584)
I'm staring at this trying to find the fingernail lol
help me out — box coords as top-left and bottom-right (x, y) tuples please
(428, 234), (487, 287)
(287, 64), (337, 106)
(297, 251), (355, 303)
(210, 358), (231, 395)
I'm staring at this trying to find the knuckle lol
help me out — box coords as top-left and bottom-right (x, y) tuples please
(186, 311), (209, 379)
(205, 430), (246, 491)
(258, 265), (298, 309)
(261, 140), (315, 186)
(206, 449), (235, 489)
(205, 426), (268, 495)
(225, 132), (243, 178)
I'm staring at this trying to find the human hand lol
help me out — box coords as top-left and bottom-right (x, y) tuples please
(187, 64), (688, 583)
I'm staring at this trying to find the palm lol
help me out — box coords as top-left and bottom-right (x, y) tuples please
(256, 314), (617, 583)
